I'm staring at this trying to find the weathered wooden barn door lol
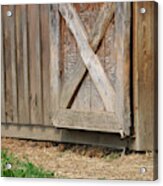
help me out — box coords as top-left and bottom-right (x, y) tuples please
(1, 2), (131, 138)
(51, 3), (131, 137)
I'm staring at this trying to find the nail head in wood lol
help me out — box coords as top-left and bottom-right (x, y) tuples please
(7, 11), (12, 17)
(139, 8), (146, 14)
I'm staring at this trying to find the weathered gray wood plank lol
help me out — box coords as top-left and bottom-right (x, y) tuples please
(1, 122), (127, 148)
(40, 4), (51, 125)
(59, 4), (115, 112)
(49, 5), (61, 123)
(53, 109), (122, 133)
(60, 3), (115, 109)
(28, 5), (42, 124)
(114, 2), (131, 136)
(16, 5), (30, 124)
(3, 5), (18, 123)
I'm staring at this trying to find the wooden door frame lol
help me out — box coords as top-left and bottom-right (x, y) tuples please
(131, 1), (158, 151)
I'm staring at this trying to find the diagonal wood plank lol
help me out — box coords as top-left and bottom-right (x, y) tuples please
(59, 4), (115, 112)
(59, 3), (115, 109)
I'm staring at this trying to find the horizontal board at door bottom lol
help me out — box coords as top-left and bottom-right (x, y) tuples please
(53, 109), (123, 135)
(1, 123), (128, 149)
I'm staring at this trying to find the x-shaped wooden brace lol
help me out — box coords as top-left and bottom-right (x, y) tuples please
(59, 3), (115, 112)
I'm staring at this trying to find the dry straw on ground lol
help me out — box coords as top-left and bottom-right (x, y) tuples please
(2, 138), (155, 180)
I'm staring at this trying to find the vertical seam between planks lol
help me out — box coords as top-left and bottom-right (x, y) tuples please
(39, 4), (44, 124)
(1, 7), (6, 122)
(27, 5), (31, 124)
(13, 5), (18, 123)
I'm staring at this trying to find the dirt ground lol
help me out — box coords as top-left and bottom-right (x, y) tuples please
(1, 138), (156, 180)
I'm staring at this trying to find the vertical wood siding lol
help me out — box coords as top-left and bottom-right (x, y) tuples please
(3, 5), (18, 123)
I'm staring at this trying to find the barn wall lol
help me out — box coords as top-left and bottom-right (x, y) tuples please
(1, 5), (52, 125)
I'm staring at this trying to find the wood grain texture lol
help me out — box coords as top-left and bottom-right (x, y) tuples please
(104, 14), (116, 90)
(132, 2), (158, 151)
(15, 5), (30, 124)
(71, 4), (94, 111)
(3, 5), (18, 123)
(49, 5), (61, 124)
(1, 2), (158, 151)
(53, 109), (122, 133)
(28, 5), (42, 124)
(2, 122), (127, 148)
(60, 9), (81, 110)
(59, 4), (115, 112)
(71, 4), (105, 112)
(89, 3), (115, 50)
(40, 4), (50, 125)
(1, 9), (6, 122)
(90, 4), (105, 112)
(60, 3), (115, 109)
(71, 73), (91, 111)
(114, 2), (131, 136)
